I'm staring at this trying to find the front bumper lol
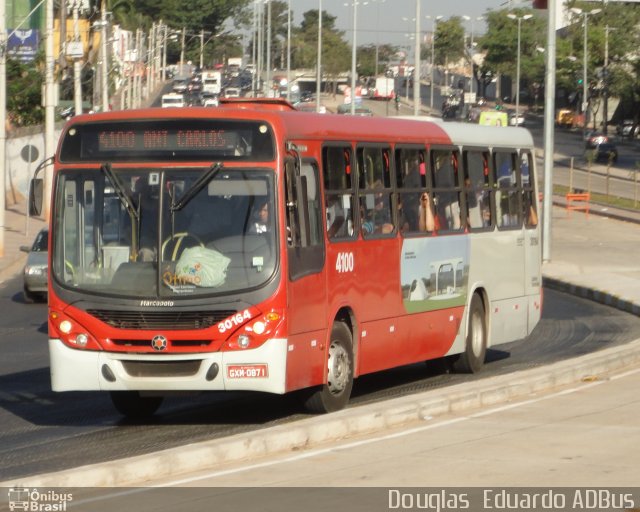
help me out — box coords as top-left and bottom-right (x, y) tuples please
(49, 338), (288, 394)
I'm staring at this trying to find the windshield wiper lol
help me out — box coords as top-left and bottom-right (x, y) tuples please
(101, 163), (139, 222)
(171, 162), (223, 212)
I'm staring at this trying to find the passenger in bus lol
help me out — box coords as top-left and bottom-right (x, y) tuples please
(399, 156), (423, 231)
(326, 195), (349, 238)
(397, 196), (411, 233)
(361, 195), (393, 235)
(433, 153), (461, 230)
(418, 192), (436, 232)
(248, 199), (270, 234)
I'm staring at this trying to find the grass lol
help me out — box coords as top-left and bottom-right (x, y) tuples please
(553, 184), (640, 211)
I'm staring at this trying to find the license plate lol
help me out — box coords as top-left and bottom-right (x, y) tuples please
(227, 364), (268, 379)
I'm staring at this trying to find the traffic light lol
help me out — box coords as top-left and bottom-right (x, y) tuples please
(577, 78), (584, 85)
(533, 0), (547, 8)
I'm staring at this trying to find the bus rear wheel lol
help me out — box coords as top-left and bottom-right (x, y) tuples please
(110, 391), (163, 419)
(304, 321), (354, 414)
(452, 293), (487, 373)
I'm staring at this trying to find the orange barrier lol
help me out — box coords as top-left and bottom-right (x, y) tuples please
(565, 192), (590, 218)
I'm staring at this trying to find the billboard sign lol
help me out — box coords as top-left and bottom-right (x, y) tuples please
(7, 29), (40, 62)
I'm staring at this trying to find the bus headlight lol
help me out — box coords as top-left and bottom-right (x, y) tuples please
(75, 333), (89, 347)
(49, 310), (101, 350)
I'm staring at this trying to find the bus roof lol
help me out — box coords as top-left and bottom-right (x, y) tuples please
(67, 107), (534, 151)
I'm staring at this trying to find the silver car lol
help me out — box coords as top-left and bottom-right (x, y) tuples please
(20, 228), (48, 302)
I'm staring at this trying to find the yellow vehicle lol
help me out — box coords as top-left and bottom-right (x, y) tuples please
(556, 109), (574, 127)
(478, 110), (508, 127)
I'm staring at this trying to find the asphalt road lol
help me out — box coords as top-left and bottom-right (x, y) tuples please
(2, 268), (640, 482)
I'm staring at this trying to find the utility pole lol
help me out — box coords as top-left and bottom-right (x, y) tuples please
(602, 25), (615, 134)
(266, 0), (272, 96)
(200, 30), (204, 70)
(44, 0), (56, 220)
(317, 0), (322, 112)
(100, 1), (109, 111)
(0, 0), (6, 256)
(413, 0), (420, 116)
(72, 1), (83, 116)
(180, 27), (185, 75)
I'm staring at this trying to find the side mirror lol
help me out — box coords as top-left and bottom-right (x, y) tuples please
(20, 245), (31, 253)
(29, 179), (43, 217)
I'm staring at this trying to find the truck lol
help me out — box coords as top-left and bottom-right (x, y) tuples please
(201, 70), (222, 96)
(372, 76), (395, 100)
(227, 57), (243, 77)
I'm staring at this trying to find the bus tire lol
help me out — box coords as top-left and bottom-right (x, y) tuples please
(452, 293), (486, 373)
(110, 391), (163, 419)
(304, 321), (354, 414)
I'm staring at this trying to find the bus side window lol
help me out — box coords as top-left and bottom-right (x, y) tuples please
(396, 147), (428, 234)
(430, 148), (463, 232)
(323, 146), (356, 240)
(493, 151), (522, 229)
(357, 146), (394, 238)
(463, 149), (492, 230)
(520, 152), (538, 228)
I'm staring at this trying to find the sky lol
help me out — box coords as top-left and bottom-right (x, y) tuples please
(289, 0), (513, 47)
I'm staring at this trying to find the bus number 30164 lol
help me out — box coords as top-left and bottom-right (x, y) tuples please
(335, 252), (354, 273)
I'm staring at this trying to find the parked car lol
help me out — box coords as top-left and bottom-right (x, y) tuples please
(587, 141), (618, 164)
(20, 228), (48, 302)
(616, 119), (639, 139)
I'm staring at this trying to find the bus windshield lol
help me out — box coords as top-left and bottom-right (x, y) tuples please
(52, 166), (277, 298)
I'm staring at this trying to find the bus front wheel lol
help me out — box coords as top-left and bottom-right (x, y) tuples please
(452, 293), (487, 373)
(110, 391), (163, 419)
(304, 321), (354, 414)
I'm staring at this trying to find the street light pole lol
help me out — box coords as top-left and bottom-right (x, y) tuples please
(507, 13), (532, 123)
(426, 15), (442, 111)
(266, 0), (272, 96)
(571, 7), (601, 131)
(413, 1), (420, 116)
(401, 16), (414, 102)
(72, 1), (83, 117)
(462, 15), (483, 99)
(350, 1), (358, 115)
(286, 0), (291, 101)
(602, 25), (615, 134)
(317, 0), (322, 112)
(101, 1), (109, 111)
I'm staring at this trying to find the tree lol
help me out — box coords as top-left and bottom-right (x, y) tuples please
(564, 1), (640, 121)
(478, 8), (547, 101)
(434, 17), (466, 67)
(7, 55), (44, 127)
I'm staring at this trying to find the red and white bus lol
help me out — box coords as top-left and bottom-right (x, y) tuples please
(34, 101), (541, 418)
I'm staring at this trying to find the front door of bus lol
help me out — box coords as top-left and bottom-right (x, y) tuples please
(284, 159), (327, 391)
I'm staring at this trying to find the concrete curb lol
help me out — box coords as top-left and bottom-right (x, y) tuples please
(4, 336), (640, 488)
(543, 276), (640, 317)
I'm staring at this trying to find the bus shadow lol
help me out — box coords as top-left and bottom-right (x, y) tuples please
(0, 349), (512, 430)
(349, 348), (512, 405)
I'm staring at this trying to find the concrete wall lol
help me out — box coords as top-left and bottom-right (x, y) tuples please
(3, 125), (63, 206)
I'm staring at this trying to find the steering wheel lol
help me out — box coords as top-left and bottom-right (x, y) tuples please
(161, 232), (204, 261)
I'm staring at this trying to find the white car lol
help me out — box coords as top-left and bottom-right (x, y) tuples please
(224, 87), (241, 98)
(509, 112), (525, 126)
